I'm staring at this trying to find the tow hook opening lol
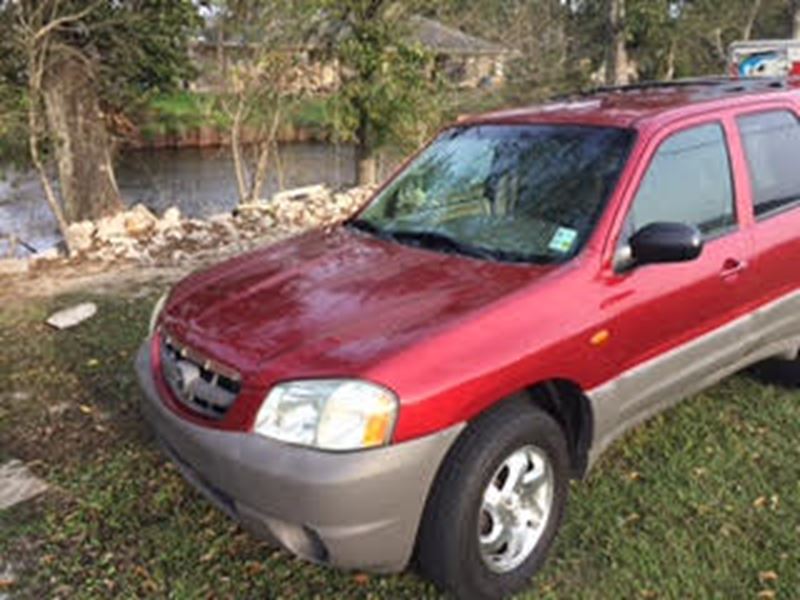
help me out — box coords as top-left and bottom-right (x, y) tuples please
(266, 517), (329, 564)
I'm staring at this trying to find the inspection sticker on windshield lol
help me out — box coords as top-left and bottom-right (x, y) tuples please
(548, 227), (578, 254)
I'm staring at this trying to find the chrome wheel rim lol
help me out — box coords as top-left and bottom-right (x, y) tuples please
(477, 445), (554, 574)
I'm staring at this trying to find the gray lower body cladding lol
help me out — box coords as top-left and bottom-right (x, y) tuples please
(135, 343), (464, 573)
(587, 288), (800, 468)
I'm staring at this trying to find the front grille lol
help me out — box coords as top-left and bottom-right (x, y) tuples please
(160, 335), (241, 420)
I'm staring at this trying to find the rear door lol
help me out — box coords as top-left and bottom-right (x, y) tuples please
(732, 105), (800, 352)
(594, 116), (754, 436)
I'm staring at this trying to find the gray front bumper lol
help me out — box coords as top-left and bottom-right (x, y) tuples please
(135, 342), (464, 572)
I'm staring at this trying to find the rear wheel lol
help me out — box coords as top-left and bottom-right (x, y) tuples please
(416, 401), (569, 600)
(751, 354), (800, 387)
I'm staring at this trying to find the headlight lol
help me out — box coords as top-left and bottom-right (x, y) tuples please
(148, 292), (168, 335)
(253, 379), (398, 450)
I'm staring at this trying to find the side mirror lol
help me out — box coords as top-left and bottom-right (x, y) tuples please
(629, 222), (703, 266)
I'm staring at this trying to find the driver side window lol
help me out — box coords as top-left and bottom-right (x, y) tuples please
(620, 123), (737, 246)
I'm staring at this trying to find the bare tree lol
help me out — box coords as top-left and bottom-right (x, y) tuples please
(214, 1), (310, 205)
(14, 0), (122, 243)
(226, 49), (296, 204)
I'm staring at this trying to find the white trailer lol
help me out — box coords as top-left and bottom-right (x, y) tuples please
(729, 40), (800, 78)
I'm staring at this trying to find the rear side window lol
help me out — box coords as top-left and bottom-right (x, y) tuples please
(737, 111), (800, 219)
(623, 123), (736, 240)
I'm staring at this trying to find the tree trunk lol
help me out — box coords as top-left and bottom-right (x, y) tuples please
(246, 108), (283, 203)
(355, 109), (377, 186)
(793, 0), (800, 39)
(247, 141), (272, 204)
(42, 55), (122, 223)
(742, 0), (763, 41)
(606, 0), (631, 86)
(24, 42), (71, 254)
(274, 141), (285, 191)
(231, 99), (249, 203)
(664, 40), (676, 81)
(356, 144), (377, 187)
(216, 21), (226, 84)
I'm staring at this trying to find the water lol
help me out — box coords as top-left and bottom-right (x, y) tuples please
(0, 143), (359, 256)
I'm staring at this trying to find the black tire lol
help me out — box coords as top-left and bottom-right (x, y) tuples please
(416, 399), (570, 600)
(750, 355), (800, 387)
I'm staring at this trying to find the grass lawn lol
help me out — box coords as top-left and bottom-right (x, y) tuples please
(135, 92), (334, 141)
(0, 292), (798, 598)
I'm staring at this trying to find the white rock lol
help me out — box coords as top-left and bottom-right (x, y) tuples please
(95, 212), (127, 242)
(0, 560), (16, 595)
(46, 302), (97, 330)
(164, 228), (183, 242)
(187, 229), (213, 244)
(162, 206), (181, 226)
(149, 232), (166, 248)
(209, 214), (239, 240)
(155, 208), (183, 235)
(0, 258), (28, 276)
(124, 204), (158, 236)
(0, 459), (49, 510)
(236, 202), (269, 218)
(123, 245), (144, 261)
(31, 248), (61, 263)
(273, 184), (329, 204)
(208, 212), (233, 225)
(66, 221), (95, 252)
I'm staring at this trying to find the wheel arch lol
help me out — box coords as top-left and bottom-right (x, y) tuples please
(522, 379), (594, 479)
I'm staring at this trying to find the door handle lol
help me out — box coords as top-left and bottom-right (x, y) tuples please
(721, 258), (747, 278)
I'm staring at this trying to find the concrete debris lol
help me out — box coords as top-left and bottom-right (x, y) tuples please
(272, 183), (328, 203)
(95, 212), (128, 243)
(124, 204), (158, 237)
(65, 221), (95, 252)
(46, 302), (97, 330)
(8, 185), (374, 273)
(0, 561), (15, 600)
(0, 460), (49, 511)
(0, 259), (28, 277)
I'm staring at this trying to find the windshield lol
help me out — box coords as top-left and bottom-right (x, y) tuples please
(351, 124), (635, 264)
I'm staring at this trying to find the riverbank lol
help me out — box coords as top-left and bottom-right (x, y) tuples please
(0, 184), (373, 300)
(1, 144), (361, 259)
(124, 93), (333, 150)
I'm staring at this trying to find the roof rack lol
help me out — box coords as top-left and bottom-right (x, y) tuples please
(583, 76), (794, 97)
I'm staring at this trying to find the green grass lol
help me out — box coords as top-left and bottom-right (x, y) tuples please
(137, 91), (228, 139)
(1, 293), (798, 598)
(135, 91), (334, 142)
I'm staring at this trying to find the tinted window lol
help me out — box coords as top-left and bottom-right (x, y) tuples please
(354, 124), (634, 264)
(737, 111), (800, 218)
(623, 123), (736, 240)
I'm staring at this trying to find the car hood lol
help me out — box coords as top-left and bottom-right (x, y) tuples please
(160, 227), (553, 379)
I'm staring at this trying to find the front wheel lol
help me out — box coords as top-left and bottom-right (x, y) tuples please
(416, 401), (570, 600)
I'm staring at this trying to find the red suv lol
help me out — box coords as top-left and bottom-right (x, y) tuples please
(137, 78), (800, 599)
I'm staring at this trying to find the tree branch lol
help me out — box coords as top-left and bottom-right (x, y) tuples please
(32, 0), (102, 43)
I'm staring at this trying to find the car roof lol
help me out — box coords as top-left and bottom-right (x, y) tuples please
(462, 77), (800, 130)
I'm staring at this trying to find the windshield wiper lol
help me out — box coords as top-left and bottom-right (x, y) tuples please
(350, 223), (554, 264)
(386, 230), (499, 261)
(347, 218), (380, 234)
(392, 230), (558, 264)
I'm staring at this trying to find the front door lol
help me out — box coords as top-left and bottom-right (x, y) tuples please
(596, 119), (753, 436)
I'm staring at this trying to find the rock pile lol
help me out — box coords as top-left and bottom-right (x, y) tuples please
(58, 184), (374, 267)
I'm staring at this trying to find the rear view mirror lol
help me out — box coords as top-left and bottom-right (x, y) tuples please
(629, 222), (703, 266)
